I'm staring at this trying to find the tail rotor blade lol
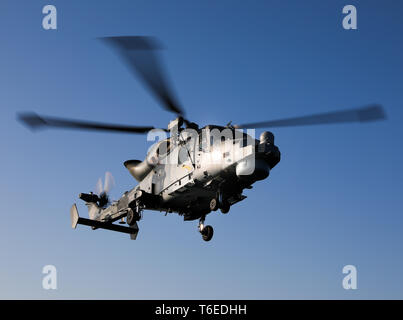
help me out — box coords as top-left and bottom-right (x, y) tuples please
(103, 171), (115, 194)
(95, 178), (103, 195)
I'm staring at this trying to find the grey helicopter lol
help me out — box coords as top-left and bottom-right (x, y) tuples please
(18, 36), (386, 241)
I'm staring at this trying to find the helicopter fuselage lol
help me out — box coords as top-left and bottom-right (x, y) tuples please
(90, 126), (280, 225)
(20, 35), (383, 241)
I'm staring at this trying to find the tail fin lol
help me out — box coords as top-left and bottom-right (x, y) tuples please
(78, 193), (102, 220)
(87, 202), (101, 220)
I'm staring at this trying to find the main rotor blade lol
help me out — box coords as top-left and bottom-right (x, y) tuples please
(101, 36), (185, 116)
(17, 112), (155, 134)
(234, 105), (386, 129)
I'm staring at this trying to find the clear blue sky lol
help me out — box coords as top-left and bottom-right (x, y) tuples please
(0, 0), (402, 299)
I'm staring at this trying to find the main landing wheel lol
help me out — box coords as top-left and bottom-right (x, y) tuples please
(201, 225), (214, 242)
(218, 192), (230, 214)
(220, 201), (230, 214)
(209, 198), (219, 211)
(126, 208), (139, 226)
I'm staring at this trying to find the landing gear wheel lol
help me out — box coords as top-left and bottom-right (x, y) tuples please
(126, 208), (139, 226)
(220, 202), (230, 214)
(218, 191), (230, 214)
(201, 225), (214, 241)
(209, 198), (219, 211)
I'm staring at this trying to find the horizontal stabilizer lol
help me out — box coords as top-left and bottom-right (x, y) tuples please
(70, 204), (139, 238)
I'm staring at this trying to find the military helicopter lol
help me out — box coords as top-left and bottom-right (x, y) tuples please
(18, 36), (386, 241)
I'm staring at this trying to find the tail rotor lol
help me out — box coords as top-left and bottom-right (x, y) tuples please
(95, 171), (115, 208)
(79, 171), (115, 220)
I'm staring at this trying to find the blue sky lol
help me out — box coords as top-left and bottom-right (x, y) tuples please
(0, 0), (402, 299)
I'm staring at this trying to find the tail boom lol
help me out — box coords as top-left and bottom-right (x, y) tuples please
(70, 204), (139, 239)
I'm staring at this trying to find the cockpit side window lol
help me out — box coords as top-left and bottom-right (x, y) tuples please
(178, 146), (189, 164)
(242, 133), (249, 147)
(157, 140), (171, 158)
(199, 131), (208, 152)
(239, 133), (257, 147)
(210, 128), (234, 147)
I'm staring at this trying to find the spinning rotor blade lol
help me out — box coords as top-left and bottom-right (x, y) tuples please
(17, 112), (155, 134)
(93, 172), (115, 210)
(234, 105), (386, 129)
(95, 178), (103, 196)
(101, 36), (185, 116)
(103, 171), (115, 194)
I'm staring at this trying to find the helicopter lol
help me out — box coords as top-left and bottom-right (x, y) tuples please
(18, 36), (386, 241)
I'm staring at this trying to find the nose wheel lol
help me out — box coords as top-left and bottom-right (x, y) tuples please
(198, 216), (214, 242)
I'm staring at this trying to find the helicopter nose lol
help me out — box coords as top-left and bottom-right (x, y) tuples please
(236, 158), (270, 182)
(257, 141), (281, 170)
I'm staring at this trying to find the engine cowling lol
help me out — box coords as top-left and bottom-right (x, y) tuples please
(124, 159), (155, 182)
